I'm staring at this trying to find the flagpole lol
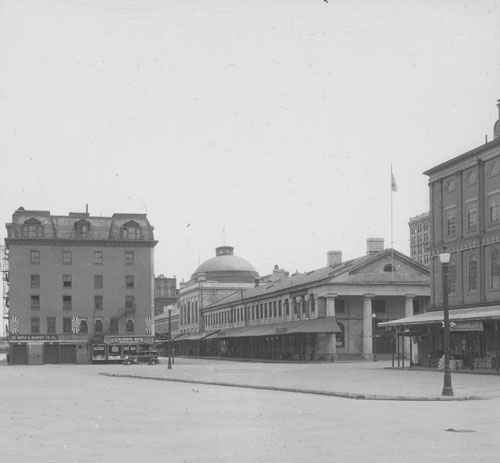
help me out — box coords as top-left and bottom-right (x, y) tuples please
(391, 164), (394, 281)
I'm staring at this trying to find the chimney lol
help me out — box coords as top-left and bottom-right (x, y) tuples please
(327, 251), (342, 267)
(494, 99), (500, 140)
(367, 238), (384, 255)
(254, 278), (260, 287)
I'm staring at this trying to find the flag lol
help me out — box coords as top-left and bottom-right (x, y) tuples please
(391, 171), (397, 192)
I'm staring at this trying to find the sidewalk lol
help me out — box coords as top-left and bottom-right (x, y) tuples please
(100, 357), (500, 401)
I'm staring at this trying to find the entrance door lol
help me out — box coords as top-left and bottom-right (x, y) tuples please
(11, 344), (27, 364)
(60, 345), (76, 363)
(45, 344), (59, 364)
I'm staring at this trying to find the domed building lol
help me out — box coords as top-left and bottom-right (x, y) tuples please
(177, 246), (259, 352)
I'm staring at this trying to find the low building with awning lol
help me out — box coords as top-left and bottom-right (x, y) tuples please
(379, 306), (500, 370)
(176, 238), (430, 361)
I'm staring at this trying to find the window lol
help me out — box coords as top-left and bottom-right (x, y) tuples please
(383, 264), (394, 272)
(273, 301), (277, 317)
(31, 317), (40, 334)
(22, 219), (43, 238)
(122, 221), (141, 240)
(468, 254), (478, 291)
(465, 200), (478, 231)
(63, 295), (72, 311)
(63, 275), (72, 288)
(302, 299), (306, 314)
(125, 319), (134, 334)
(489, 192), (500, 224)
(74, 219), (91, 238)
(94, 319), (103, 333)
(94, 295), (103, 311)
(125, 251), (134, 265)
(63, 318), (72, 334)
(30, 250), (40, 264)
(285, 300), (289, 316)
(110, 318), (119, 335)
(491, 249), (500, 289)
(125, 276), (134, 289)
(336, 322), (345, 348)
(79, 319), (88, 334)
(445, 207), (456, 236)
(93, 251), (103, 265)
(47, 317), (56, 334)
(335, 299), (345, 314)
(278, 300), (282, 316)
(489, 162), (500, 177)
(62, 251), (72, 265)
(466, 171), (477, 185)
(372, 300), (386, 313)
(30, 274), (40, 289)
(448, 259), (456, 294)
(445, 179), (456, 193)
(125, 296), (135, 310)
(31, 295), (40, 310)
(94, 275), (103, 289)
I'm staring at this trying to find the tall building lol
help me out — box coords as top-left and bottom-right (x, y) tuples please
(409, 212), (430, 266)
(5, 207), (157, 364)
(382, 102), (500, 370)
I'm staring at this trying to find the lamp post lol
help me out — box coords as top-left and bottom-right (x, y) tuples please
(439, 252), (453, 396)
(167, 308), (172, 369)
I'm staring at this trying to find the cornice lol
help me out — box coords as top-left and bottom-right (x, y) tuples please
(5, 238), (158, 248)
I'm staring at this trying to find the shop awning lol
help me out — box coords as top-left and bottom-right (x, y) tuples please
(379, 305), (500, 328)
(215, 317), (341, 339)
(174, 333), (190, 341)
(180, 330), (221, 341)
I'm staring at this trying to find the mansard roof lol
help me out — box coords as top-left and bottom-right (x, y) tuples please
(5, 208), (156, 242)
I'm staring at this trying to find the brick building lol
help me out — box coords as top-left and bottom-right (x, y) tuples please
(5, 207), (157, 364)
(154, 275), (177, 315)
(381, 102), (500, 370)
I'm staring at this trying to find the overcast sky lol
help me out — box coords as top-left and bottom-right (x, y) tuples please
(1, 0), (499, 284)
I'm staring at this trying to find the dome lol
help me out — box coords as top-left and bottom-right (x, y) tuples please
(191, 246), (259, 283)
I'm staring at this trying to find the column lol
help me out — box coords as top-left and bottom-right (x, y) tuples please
(363, 294), (374, 360)
(326, 294), (336, 317)
(404, 294), (416, 363)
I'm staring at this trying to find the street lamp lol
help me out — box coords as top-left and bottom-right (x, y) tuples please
(167, 308), (172, 369)
(439, 251), (454, 396)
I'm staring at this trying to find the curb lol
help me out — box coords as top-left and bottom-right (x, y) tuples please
(98, 373), (483, 401)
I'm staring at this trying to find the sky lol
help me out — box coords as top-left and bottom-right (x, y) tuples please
(1, 0), (499, 286)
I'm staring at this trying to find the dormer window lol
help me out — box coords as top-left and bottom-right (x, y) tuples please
(75, 219), (90, 238)
(122, 220), (141, 240)
(22, 218), (43, 238)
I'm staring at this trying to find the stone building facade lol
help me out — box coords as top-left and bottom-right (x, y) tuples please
(5, 207), (157, 364)
(409, 212), (430, 266)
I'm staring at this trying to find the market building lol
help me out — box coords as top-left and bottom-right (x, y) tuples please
(381, 102), (500, 371)
(5, 207), (157, 364)
(175, 239), (430, 361)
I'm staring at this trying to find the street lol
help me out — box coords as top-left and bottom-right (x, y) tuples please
(1, 356), (499, 463)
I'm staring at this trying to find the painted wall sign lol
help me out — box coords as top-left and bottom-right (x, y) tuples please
(9, 335), (58, 341)
(103, 336), (154, 344)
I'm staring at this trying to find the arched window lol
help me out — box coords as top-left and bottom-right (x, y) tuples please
(94, 319), (103, 333)
(122, 220), (141, 240)
(489, 162), (500, 177)
(22, 218), (43, 238)
(466, 171), (477, 185)
(445, 179), (456, 193)
(468, 254), (478, 291)
(336, 322), (345, 348)
(448, 259), (456, 294)
(383, 264), (394, 272)
(491, 249), (500, 288)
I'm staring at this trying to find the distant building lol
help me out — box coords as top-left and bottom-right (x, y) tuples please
(5, 207), (157, 365)
(154, 275), (177, 315)
(176, 239), (430, 361)
(409, 212), (430, 266)
(259, 264), (289, 283)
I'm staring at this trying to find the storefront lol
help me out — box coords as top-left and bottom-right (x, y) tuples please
(379, 306), (500, 371)
(92, 335), (155, 363)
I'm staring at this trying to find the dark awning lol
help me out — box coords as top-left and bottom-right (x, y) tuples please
(215, 317), (341, 339)
(379, 305), (500, 328)
(180, 330), (221, 341)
